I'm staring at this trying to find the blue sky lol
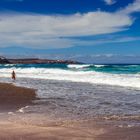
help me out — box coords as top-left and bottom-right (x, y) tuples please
(0, 0), (140, 63)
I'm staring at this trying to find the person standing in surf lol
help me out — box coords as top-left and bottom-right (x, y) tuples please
(12, 70), (16, 80)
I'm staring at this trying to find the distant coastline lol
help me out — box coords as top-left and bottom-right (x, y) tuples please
(1, 56), (140, 65)
(0, 56), (81, 64)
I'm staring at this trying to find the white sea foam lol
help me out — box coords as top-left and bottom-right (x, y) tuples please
(8, 112), (15, 115)
(68, 64), (90, 69)
(17, 106), (29, 113)
(68, 64), (106, 68)
(94, 65), (106, 68)
(0, 67), (140, 89)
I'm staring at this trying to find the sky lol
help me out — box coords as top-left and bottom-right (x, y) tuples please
(0, 0), (140, 63)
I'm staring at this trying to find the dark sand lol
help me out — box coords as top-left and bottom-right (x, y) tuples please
(0, 83), (139, 140)
(0, 83), (37, 112)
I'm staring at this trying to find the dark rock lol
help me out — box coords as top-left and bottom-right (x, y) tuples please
(0, 56), (10, 64)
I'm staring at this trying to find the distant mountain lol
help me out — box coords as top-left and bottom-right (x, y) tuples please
(8, 58), (80, 64)
(1, 46), (140, 64)
(0, 56), (80, 64)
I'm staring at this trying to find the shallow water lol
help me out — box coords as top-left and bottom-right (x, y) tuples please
(0, 77), (140, 121)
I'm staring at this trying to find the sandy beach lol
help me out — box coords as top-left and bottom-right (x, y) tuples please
(0, 83), (36, 112)
(0, 0), (140, 138)
(0, 118), (139, 140)
(0, 82), (139, 140)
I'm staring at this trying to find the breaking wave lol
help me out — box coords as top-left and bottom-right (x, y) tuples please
(0, 65), (140, 89)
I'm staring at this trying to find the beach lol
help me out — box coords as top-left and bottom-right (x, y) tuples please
(0, 83), (102, 140)
(0, 0), (140, 139)
(0, 119), (140, 140)
(0, 80), (139, 140)
(0, 64), (139, 139)
(0, 83), (36, 112)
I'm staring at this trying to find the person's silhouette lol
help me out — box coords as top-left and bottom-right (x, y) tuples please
(12, 70), (16, 80)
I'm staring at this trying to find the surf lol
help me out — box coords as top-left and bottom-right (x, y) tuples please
(0, 65), (140, 89)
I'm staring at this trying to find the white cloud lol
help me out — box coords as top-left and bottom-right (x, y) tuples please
(0, 0), (139, 49)
(0, 12), (133, 49)
(119, 0), (140, 14)
(103, 0), (116, 5)
(70, 36), (140, 46)
(0, 12), (132, 36)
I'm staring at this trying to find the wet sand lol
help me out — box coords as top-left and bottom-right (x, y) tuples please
(0, 83), (139, 140)
(0, 119), (139, 140)
(96, 125), (140, 140)
(0, 121), (102, 140)
(0, 83), (37, 112)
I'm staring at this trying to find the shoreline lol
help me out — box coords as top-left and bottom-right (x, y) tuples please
(0, 82), (139, 140)
(0, 83), (37, 112)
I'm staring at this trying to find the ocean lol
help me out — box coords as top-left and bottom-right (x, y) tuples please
(0, 63), (140, 88)
(0, 64), (140, 123)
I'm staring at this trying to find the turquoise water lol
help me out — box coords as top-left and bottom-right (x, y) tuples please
(0, 63), (140, 89)
(88, 65), (140, 74)
(0, 64), (140, 74)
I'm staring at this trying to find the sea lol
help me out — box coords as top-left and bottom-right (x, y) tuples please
(0, 63), (140, 125)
